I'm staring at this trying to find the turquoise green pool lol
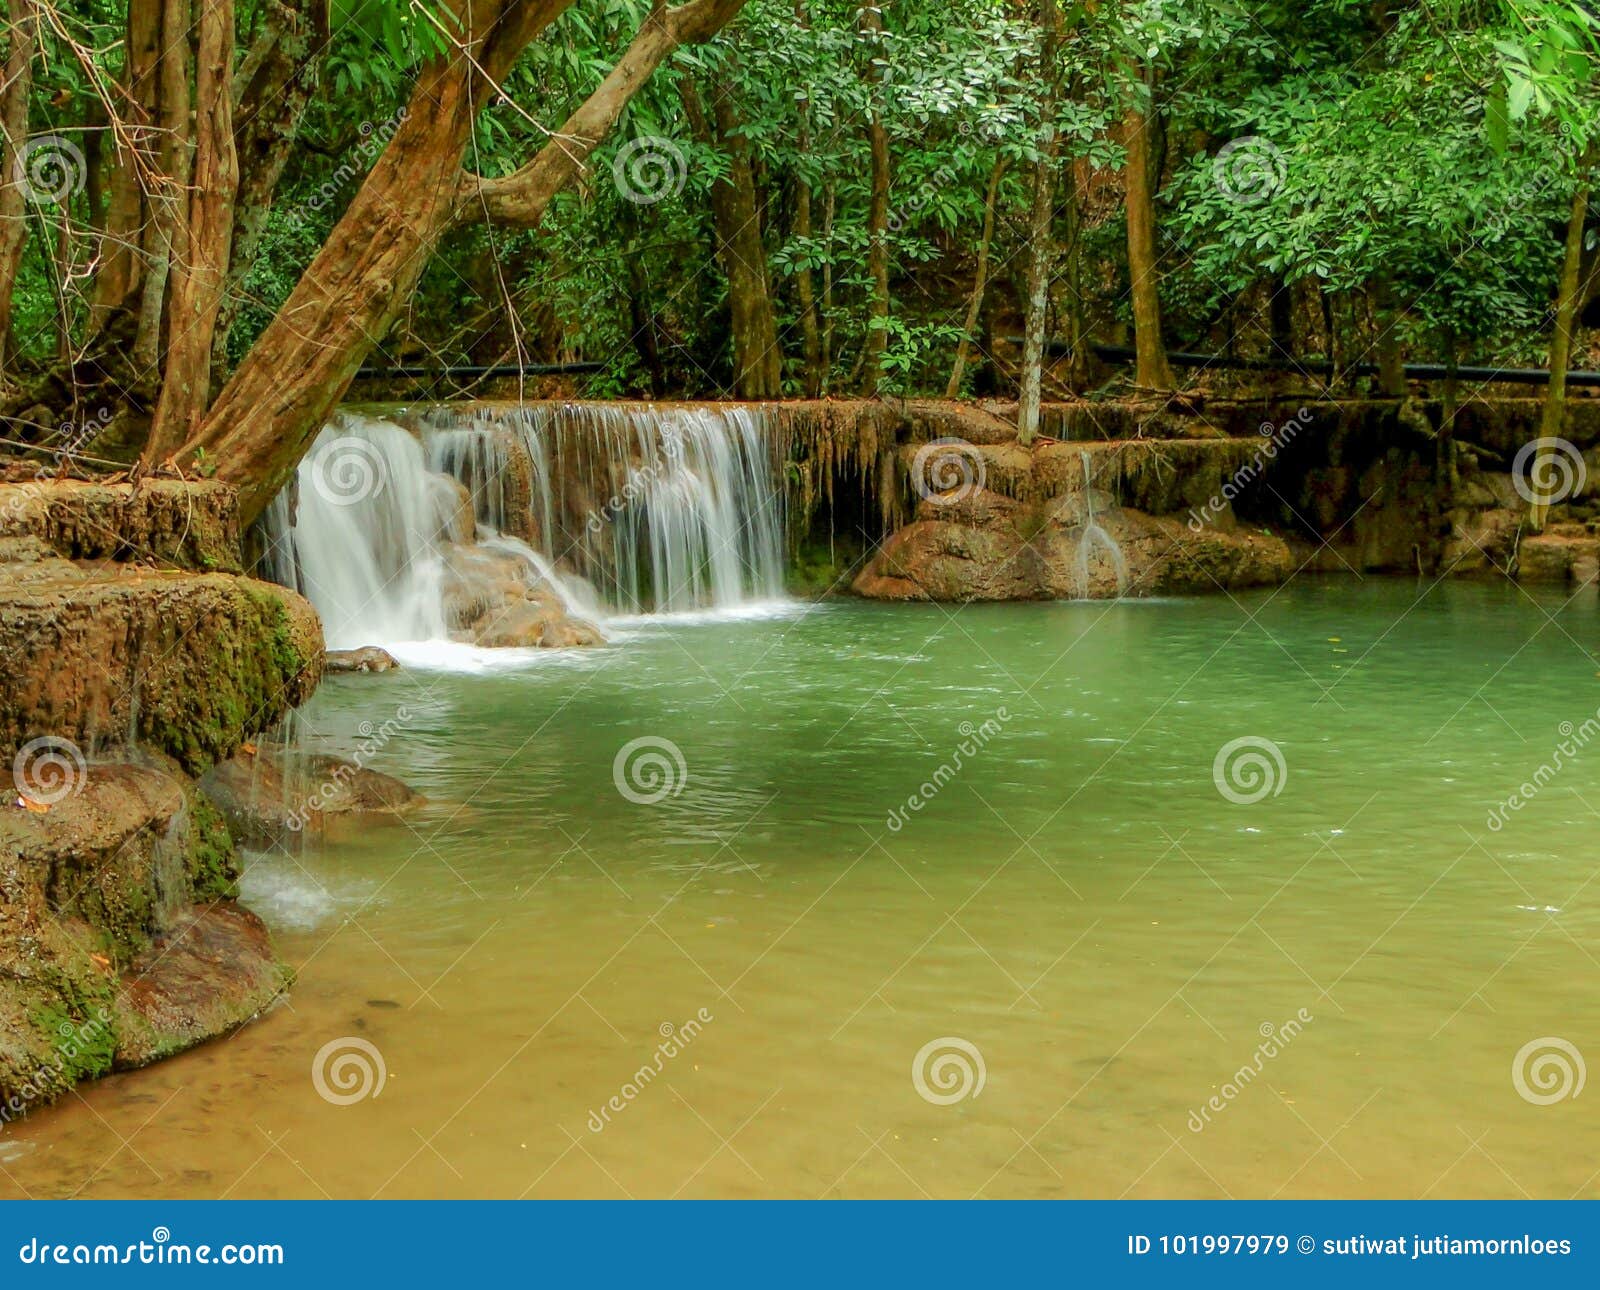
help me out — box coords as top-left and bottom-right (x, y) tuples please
(4, 578), (1598, 1198)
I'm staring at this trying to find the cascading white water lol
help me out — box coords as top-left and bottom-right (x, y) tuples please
(420, 402), (788, 617)
(262, 402), (789, 651)
(268, 416), (456, 648)
(1076, 450), (1128, 598)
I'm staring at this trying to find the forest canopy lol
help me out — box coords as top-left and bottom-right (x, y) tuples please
(0, 0), (1596, 519)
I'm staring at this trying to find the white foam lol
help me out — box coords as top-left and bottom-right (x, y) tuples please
(239, 855), (380, 932)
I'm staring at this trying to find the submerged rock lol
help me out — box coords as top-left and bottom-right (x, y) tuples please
(200, 749), (424, 845)
(326, 646), (401, 673)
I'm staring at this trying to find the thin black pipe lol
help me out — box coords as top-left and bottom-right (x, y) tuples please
(1023, 340), (1600, 389)
(352, 361), (606, 380)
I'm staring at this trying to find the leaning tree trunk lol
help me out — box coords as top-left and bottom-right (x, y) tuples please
(1529, 159), (1593, 533)
(1123, 65), (1172, 390)
(0, 0), (36, 373)
(183, 0), (748, 523)
(209, 0), (331, 385)
(680, 77), (781, 398)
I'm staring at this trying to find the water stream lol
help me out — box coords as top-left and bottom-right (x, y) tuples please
(265, 404), (788, 653)
(4, 580), (1598, 1198)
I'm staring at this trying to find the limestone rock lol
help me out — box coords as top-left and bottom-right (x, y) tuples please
(200, 749), (424, 845)
(0, 762), (283, 1116)
(0, 478), (241, 572)
(441, 541), (604, 649)
(853, 488), (1294, 602)
(326, 646), (400, 673)
(0, 560), (322, 774)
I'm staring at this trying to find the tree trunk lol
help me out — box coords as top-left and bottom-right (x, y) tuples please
(210, 0), (331, 384)
(90, 0), (162, 339)
(1372, 282), (1406, 397)
(0, 0), (36, 372)
(820, 180), (836, 393)
(1123, 64), (1172, 390)
(859, 3), (890, 394)
(1017, 0), (1061, 444)
(131, 0), (195, 380)
(679, 77), (781, 398)
(1529, 160), (1593, 533)
(186, 0), (748, 523)
(947, 155), (1004, 398)
(793, 3), (823, 399)
(147, 0), (237, 459)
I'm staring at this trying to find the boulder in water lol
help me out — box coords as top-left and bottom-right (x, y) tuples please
(200, 748), (424, 845)
(853, 488), (1296, 601)
(440, 541), (605, 649)
(326, 646), (401, 673)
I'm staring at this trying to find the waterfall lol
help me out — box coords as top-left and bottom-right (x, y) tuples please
(418, 402), (787, 617)
(261, 403), (788, 651)
(267, 416), (454, 649)
(1076, 450), (1129, 598)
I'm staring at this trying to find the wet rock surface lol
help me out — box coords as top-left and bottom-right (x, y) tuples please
(200, 748), (423, 845)
(326, 646), (401, 673)
(0, 561), (322, 774)
(441, 542), (604, 649)
(0, 479), (311, 1118)
(853, 488), (1296, 602)
(1, 762), (284, 1116)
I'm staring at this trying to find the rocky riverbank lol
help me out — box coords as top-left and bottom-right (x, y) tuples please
(0, 477), (324, 1120)
(384, 394), (1600, 606)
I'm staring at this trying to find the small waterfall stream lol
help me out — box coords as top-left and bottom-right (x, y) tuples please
(262, 403), (789, 652)
(1076, 450), (1129, 599)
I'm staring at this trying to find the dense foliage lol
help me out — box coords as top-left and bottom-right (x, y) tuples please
(2, 0), (1597, 411)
